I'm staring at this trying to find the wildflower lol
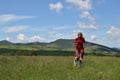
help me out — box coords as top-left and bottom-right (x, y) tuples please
(97, 71), (104, 79)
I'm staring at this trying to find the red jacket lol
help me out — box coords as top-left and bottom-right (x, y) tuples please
(74, 37), (85, 49)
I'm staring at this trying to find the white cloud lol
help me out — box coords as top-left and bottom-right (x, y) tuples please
(49, 2), (63, 13)
(72, 30), (81, 33)
(29, 36), (45, 42)
(90, 35), (97, 41)
(3, 25), (28, 33)
(17, 33), (26, 41)
(66, 0), (92, 11)
(0, 14), (34, 23)
(6, 37), (10, 41)
(16, 33), (46, 43)
(66, 0), (96, 28)
(80, 11), (95, 23)
(52, 26), (70, 30)
(106, 26), (120, 47)
(107, 26), (120, 38)
(76, 22), (98, 30)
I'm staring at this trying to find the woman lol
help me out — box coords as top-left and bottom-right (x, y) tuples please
(74, 32), (85, 66)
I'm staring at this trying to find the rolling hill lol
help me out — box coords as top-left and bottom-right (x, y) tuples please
(0, 39), (119, 56)
(45, 39), (120, 56)
(0, 40), (13, 45)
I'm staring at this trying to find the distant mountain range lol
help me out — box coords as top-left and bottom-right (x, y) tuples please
(0, 40), (13, 45)
(0, 39), (120, 56)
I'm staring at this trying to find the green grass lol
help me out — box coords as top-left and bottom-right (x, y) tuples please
(0, 56), (120, 80)
(0, 45), (58, 51)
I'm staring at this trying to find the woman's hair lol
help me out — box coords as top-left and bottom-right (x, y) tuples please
(77, 32), (84, 38)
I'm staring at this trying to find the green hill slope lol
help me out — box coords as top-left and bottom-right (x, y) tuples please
(47, 39), (119, 56)
(0, 39), (119, 56)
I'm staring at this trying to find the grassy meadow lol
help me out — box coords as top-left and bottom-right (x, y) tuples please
(0, 56), (120, 80)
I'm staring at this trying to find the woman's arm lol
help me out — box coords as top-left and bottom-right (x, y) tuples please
(74, 39), (78, 45)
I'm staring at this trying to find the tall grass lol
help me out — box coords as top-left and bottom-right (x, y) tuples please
(0, 56), (120, 80)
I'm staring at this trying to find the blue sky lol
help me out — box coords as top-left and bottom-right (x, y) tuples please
(0, 0), (120, 47)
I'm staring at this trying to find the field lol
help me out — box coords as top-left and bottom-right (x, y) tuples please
(0, 56), (120, 80)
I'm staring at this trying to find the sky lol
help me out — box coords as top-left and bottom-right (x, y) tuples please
(0, 0), (120, 48)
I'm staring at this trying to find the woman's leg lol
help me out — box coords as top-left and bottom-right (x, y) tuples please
(75, 49), (80, 58)
(74, 49), (80, 66)
(79, 48), (84, 61)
